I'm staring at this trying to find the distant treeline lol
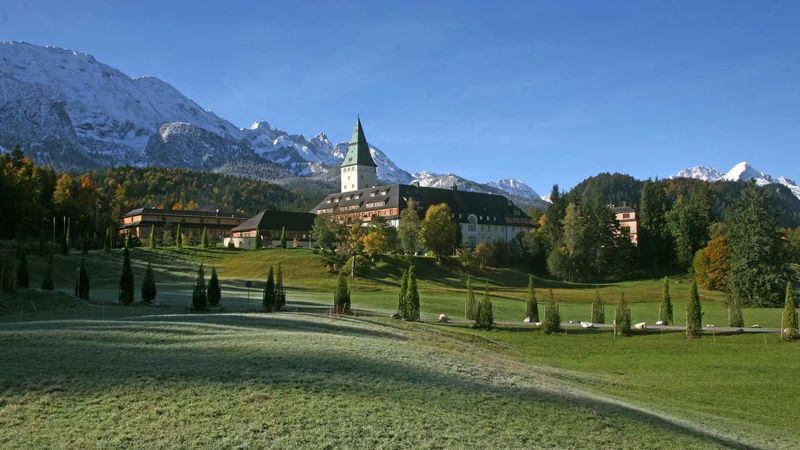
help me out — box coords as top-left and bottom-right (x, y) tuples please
(0, 146), (320, 241)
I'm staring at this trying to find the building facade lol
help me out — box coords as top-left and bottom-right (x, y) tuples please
(312, 118), (533, 248)
(225, 210), (316, 249)
(118, 208), (247, 244)
(612, 205), (638, 244)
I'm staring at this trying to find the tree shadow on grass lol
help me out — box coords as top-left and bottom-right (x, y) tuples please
(0, 320), (760, 449)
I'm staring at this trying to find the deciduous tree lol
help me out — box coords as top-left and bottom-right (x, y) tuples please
(420, 203), (457, 261)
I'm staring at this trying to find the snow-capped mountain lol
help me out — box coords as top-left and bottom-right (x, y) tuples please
(0, 41), (539, 202)
(673, 161), (800, 199)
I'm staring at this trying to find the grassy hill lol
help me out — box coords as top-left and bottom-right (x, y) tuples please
(2, 246), (798, 448)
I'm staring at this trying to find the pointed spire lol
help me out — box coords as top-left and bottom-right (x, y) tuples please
(341, 117), (377, 168)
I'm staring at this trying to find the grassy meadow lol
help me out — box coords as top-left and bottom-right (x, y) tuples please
(2, 245), (798, 448)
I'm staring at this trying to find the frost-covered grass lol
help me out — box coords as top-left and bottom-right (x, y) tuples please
(0, 312), (771, 449)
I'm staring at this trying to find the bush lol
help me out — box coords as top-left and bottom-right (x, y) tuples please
(728, 296), (744, 328)
(333, 271), (351, 314)
(542, 289), (561, 334)
(473, 287), (494, 330)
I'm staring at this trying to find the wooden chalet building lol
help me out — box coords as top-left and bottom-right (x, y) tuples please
(119, 208), (247, 244)
(225, 210), (316, 249)
(311, 118), (533, 248)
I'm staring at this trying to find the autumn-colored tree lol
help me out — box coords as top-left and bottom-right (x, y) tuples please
(420, 203), (457, 261)
(693, 234), (729, 291)
(362, 230), (390, 260)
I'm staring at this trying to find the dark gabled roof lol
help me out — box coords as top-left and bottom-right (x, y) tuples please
(231, 210), (316, 233)
(341, 117), (377, 167)
(311, 183), (531, 226)
(123, 207), (245, 219)
(612, 205), (636, 214)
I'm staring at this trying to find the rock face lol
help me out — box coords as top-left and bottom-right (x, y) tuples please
(673, 161), (800, 199)
(0, 40), (544, 202)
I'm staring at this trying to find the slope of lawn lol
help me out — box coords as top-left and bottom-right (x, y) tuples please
(0, 312), (782, 449)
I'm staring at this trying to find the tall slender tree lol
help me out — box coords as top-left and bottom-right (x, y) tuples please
(398, 199), (421, 255)
(405, 266), (420, 321)
(591, 287), (604, 323)
(263, 266), (275, 312)
(474, 286), (494, 330)
(614, 292), (631, 336)
(659, 277), (673, 324)
(275, 263), (285, 310)
(191, 265), (208, 311)
(119, 248), (134, 305)
(104, 226), (112, 252)
(333, 271), (351, 314)
(781, 281), (797, 341)
(464, 275), (478, 320)
(149, 225), (157, 249)
(686, 280), (703, 339)
(525, 275), (539, 322)
(41, 253), (54, 290)
(638, 180), (670, 268)
(398, 267), (409, 317)
(141, 260), (157, 303)
(728, 296), (744, 328)
(201, 227), (209, 248)
(207, 266), (221, 308)
(176, 224), (183, 249)
(542, 289), (561, 334)
(16, 253), (29, 289)
(279, 227), (287, 249)
(74, 258), (90, 300)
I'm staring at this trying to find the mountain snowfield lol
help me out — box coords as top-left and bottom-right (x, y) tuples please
(673, 162), (800, 199)
(0, 40), (545, 204)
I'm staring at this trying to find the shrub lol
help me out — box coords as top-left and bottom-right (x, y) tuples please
(542, 289), (561, 334)
(473, 287), (494, 330)
(118, 248), (134, 305)
(686, 281), (703, 339)
(207, 267), (221, 308)
(782, 281), (797, 341)
(728, 296), (744, 328)
(141, 261), (157, 303)
(333, 271), (351, 314)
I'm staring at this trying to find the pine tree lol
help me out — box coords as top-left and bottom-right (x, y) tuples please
(659, 277), (673, 324)
(275, 263), (285, 310)
(686, 280), (703, 339)
(614, 292), (631, 336)
(60, 228), (69, 255)
(149, 225), (157, 249)
(474, 287), (494, 329)
(728, 297), (744, 328)
(333, 271), (351, 314)
(262, 266), (276, 312)
(398, 268), (409, 317)
(542, 289), (561, 334)
(118, 248), (134, 305)
(201, 227), (209, 248)
(141, 260), (157, 303)
(74, 258), (90, 300)
(191, 265), (208, 311)
(176, 225), (183, 249)
(41, 253), (54, 290)
(405, 266), (420, 321)
(465, 275), (478, 320)
(104, 226), (112, 252)
(525, 275), (539, 322)
(591, 287), (604, 323)
(781, 281), (797, 341)
(280, 227), (287, 249)
(16, 253), (29, 289)
(639, 180), (670, 268)
(207, 267), (221, 308)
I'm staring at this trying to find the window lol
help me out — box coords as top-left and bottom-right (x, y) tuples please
(467, 214), (477, 232)
(623, 213), (630, 219)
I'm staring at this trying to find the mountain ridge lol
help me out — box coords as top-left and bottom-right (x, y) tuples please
(673, 161), (800, 199)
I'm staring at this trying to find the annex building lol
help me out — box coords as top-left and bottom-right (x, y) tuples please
(312, 118), (533, 247)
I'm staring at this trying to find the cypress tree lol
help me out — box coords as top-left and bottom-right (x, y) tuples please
(207, 266), (221, 308)
(398, 267), (409, 317)
(123, 230), (129, 249)
(275, 263), (285, 310)
(60, 229), (69, 255)
(104, 226), (112, 252)
(201, 227), (209, 248)
(614, 292), (631, 337)
(728, 296), (744, 328)
(16, 253), (29, 289)
(118, 248), (134, 305)
(525, 275), (539, 322)
(65, 223), (72, 250)
(781, 281), (797, 341)
(474, 287), (494, 330)
(333, 271), (351, 314)
(405, 266), (420, 321)
(280, 227), (287, 249)
(176, 225), (183, 249)
(149, 225), (157, 249)
(543, 289), (561, 334)
(263, 266), (275, 312)
(465, 275), (478, 320)
(591, 287), (604, 323)
(191, 265), (207, 311)
(686, 280), (703, 339)
(74, 258), (90, 300)
(659, 277), (673, 324)
(141, 260), (157, 303)
(41, 253), (54, 290)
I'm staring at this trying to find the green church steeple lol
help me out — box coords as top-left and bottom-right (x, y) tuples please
(341, 117), (377, 168)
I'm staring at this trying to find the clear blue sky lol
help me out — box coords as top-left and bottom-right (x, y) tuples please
(2, 1), (799, 193)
